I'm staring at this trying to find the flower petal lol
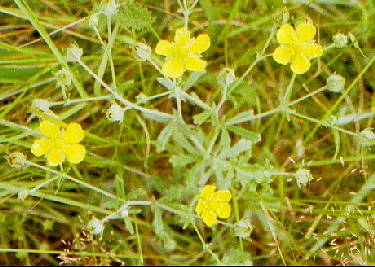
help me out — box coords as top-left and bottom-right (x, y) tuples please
(174, 28), (191, 46)
(64, 122), (84, 144)
(40, 121), (60, 138)
(195, 199), (204, 215)
(201, 185), (216, 198)
(216, 202), (231, 219)
(216, 191), (231, 201)
(162, 58), (184, 78)
(155, 40), (174, 57)
(64, 144), (86, 164)
(290, 54), (311, 74)
(202, 210), (217, 227)
(273, 47), (294, 65)
(31, 139), (49, 157)
(191, 34), (210, 54)
(184, 56), (207, 72)
(304, 43), (323, 59)
(47, 149), (64, 166)
(277, 24), (295, 44)
(296, 23), (316, 42)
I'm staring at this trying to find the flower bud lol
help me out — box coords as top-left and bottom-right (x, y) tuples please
(218, 68), (236, 88)
(89, 14), (99, 28)
(106, 104), (125, 122)
(18, 190), (29, 201)
(67, 46), (83, 62)
(88, 218), (105, 236)
(6, 152), (26, 168)
(326, 74), (345, 93)
(104, 0), (119, 17)
(357, 129), (375, 146)
(234, 220), (253, 238)
(119, 204), (129, 217)
(295, 169), (313, 188)
(32, 99), (51, 112)
(136, 43), (152, 62)
(332, 33), (348, 48)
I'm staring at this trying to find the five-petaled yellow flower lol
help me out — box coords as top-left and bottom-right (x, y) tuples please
(155, 28), (210, 78)
(273, 22), (323, 74)
(195, 185), (231, 227)
(31, 121), (86, 166)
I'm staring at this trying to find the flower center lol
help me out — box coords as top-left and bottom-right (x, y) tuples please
(50, 136), (65, 150)
(173, 44), (189, 58)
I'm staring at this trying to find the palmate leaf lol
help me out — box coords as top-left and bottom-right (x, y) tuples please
(117, 0), (155, 34)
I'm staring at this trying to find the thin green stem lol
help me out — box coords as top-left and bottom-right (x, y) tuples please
(14, 0), (87, 98)
(77, 59), (173, 119)
(305, 53), (375, 143)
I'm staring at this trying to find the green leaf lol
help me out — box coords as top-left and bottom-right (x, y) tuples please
(193, 110), (211, 125)
(219, 129), (231, 151)
(124, 217), (134, 234)
(227, 125), (261, 143)
(173, 131), (199, 155)
(357, 218), (374, 234)
(142, 111), (171, 123)
(114, 175), (125, 199)
(222, 248), (253, 266)
(156, 123), (174, 153)
(157, 77), (174, 90)
(170, 155), (197, 167)
(227, 110), (254, 125)
(153, 206), (165, 237)
(117, 0), (155, 35)
(223, 139), (252, 159)
(182, 72), (204, 90)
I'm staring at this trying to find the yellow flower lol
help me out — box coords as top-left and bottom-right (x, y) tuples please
(195, 185), (231, 227)
(31, 121), (86, 166)
(273, 22), (323, 74)
(155, 28), (210, 78)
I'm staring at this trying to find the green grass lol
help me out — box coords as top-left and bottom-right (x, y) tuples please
(0, 0), (375, 265)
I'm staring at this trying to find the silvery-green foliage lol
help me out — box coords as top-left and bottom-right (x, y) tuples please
(152, 206), (176, 252)
(357, 129), (375, 146)
(221, 248), (253, 266)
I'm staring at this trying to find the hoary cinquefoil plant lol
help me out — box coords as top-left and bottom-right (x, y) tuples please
(12, 0), (328, 263)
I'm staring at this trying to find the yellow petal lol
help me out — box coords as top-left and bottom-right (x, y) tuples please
(202, 210), (217, 227)
(191, 34), (210, 54)
(174, 28), (191, 46)
(216, 202), (231, 219)
(64, 122), (84, 144)
(155, 40), (174, 57)
(273, 47), (294, 65)
(201, 185), (216, 198)
(277, 24), (295, 44)
(47, 149), (64, 166)
(290, 54), (311, 74)
(296, 23), (316, 42)
(304, 43), (323, 59)
(184, 56), (207, 72)
(208, 199), (219, 211)
(31, 139), (49, 157)
(162, 58), (184, 78)
(64, 144), (86, 164)
(195, 199), (204, 215)
(40, 121), (60, 138)
(216, 191), (231, 201)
